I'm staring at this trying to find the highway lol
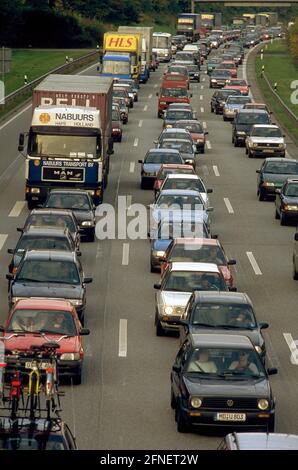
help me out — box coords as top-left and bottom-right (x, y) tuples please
(1, 47), (298, 450)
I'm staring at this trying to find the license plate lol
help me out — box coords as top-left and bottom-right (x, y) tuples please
(25, 361), (51, 370)
(263, 149), (274, 153)
(216, 412), (246, 422)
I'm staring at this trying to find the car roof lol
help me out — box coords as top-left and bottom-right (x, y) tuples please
(22, 250), (76, 261)
(173, 237), (218, 246)
(29, 208), (75, 217)
(227, 433), (298, 450)
(13, 298), (73, 311)
(22, 226), (70, 238)
(159, 189), (202, 196)
(48, 189), (89, 195)
(165, 174), (199, 180)
(190, 333), (254, 349)
(238, 108), (268, 114)
(159, 164), (194, 170)
(170, 262), (220, 273)
(251, 124), (279, 128)
(191, 290), (252, 305)
(264, 157), (295, 163)
(147, 148), (180, 154)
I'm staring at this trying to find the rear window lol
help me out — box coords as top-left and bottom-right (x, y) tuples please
(161, 88), (187, 98)
(237, 112), (270, 125)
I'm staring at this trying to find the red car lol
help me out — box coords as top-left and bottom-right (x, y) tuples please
(2, 298), (90, 384)
(224, 79), (250, 96)
(219, 61), (237, 78)
(112, 105), (123, 142)
(163, 72), (189, 89)
(157, 82), (190, 118)
(172, 119), (208, 154)
(160, 238), (237, 290)
(153, 163), (195, 198)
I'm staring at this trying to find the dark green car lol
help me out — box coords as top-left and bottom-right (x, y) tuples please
(207, 57), (222, 75)
(256, 158), (298, 201)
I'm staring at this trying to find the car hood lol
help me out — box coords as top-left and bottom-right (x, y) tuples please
(180, 152), (195, 160)
(183, 374), (270, 397)
(160, 291), (192, 306)
(250, 137), (284, 144)
(143, 163), (161, 173)
(191, 132), (204, 140)
(282, 196), (298, 205)
(234, 124), (252, 132)
(263, 172), (296, 185)
(225, 103), (244, 110)
(4, 333), (80, 354)
(188, 326), (263, 348)
(70, 210), (94, 224)
(11, 282), (84, 300)
(152, 239), (172, 251)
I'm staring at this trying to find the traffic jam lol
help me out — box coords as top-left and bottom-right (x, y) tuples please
(0, 16), (298, 450)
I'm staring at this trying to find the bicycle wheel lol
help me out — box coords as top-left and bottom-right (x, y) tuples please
(29, 374), (37, 419)
(11, 395), (19, 420)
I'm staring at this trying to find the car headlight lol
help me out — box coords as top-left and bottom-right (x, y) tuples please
(160, 101), (167, 105)
(211, 79), (216, 82)
(263, 182), (275, 187)
(153, 250), (165, 257)
(258, 399), (269, 410)
(11, 297), (27, 304)
(284, 205), (298, 211)
(31, 188), (40, 194)
(237, 131), (246, 135)
(60, 353), (80, 361)
(112, 128), (120, 132)
(197, 138), (203, 142)
(255, 345), (262, 354)
(185, 159), (194, 164)
(81, 221), (94, 227)
(69, 299), (83, 306)
(278, 143), (285, 148)
(164, 306), (174, 315)
(190, 397), (202, 408)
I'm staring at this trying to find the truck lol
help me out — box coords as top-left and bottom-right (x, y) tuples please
(200, 13), (222, 30)
(256, 12), (278, 27)
(176, 13), (200, 41)
(118, 26), (153, 83)
(19, 74), (114, 209)
(152, 32), (172, 62)
(102, 32), (142, 82)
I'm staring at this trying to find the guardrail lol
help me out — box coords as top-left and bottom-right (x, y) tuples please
(261, 70), (298, 124)
(0, 49), (101, 115)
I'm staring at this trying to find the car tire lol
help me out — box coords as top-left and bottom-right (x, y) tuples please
(215, 108), (219, 115)
(234, 140), (238, 147)
(141, 179), (147, 190)
(245, 147), (248, 154)
(176, 407), (190, 433)
(293, 259), (298, 280)
(258, 189), (265, 201)
(79, 314), (85, 327)
(118, 135), (122, 142)
(72, 371), (82, 386)
(201, 146), (205, 154)
(211, 106), (214, 113)
(155, 318), (165, 337)
(223, 116), (227, 121)
(275, 209), (280, 219)
(87, 230), (95, 242)
(171, 389), (176, 409)
(280, 212), (287, 226)
(266, 416), (275, 433)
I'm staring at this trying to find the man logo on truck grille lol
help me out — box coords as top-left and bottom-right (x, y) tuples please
(39, 113), (51, 124)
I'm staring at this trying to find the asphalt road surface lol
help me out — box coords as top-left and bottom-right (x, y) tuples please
(0, 48), (298, 450)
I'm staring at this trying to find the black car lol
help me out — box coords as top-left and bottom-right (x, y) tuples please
(20, 208), (81, 250)
(179, 291), (268, 362)
(0, 418), (77, 450)
(275, 178), (298, 225)
(7, 250), (92, 324)
(257, 158), (298, 201)
(209, 69), (231, 88)
(171, 334), (277, 433)
(210, 89), (239, 114)
(232, 109), (271, 147)
(44, 189), (96, 242)
(185, 64), (200, 82)
(7, 226), (79, 274)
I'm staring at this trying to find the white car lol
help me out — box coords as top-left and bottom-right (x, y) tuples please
(159, 174), (213, 207)
(245, 124), (286, 158)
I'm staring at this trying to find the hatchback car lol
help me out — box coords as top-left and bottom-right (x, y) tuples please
(172, 120), (208, 153)
(159, 139), (196, 168)
(210, 89), (239, 115)
(159, 174), (212, 206)
(153, 164), (195, 196)
(139, 149), (184, 189)
(232, 109), (271, 146)
(7, 251), (92, 324)
(178, 291), (268, 360)
(223, 95), (252, 121)
(44, 189), (96, 241)
(2, 298), (90, 384)
(275, 178), (298, 225)
(171, 334), (277, 432)
(245, 124), (286, 158)
(256, 158), (298, 201)
(154, 262), (227, 335)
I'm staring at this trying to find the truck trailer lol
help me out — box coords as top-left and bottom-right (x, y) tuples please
(118, 26), (153, 83)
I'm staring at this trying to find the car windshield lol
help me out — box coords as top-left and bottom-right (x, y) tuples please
(16, 236), (71, 252)
(230, 80), (246, 86)
(164, 271), (226, 292)
(161, 133), (190, 142)
(166, 111), (192, 121)
(190, 303), (256, 328)
(168, 67), (187, 75)
(27, 214), (76, 234)
(0, 434), (66, 450)
(46, 193), (91, 211)
(112, 110), (120, 121)
(157, 193), (204, 209)
(227, 96), (251, 105)
(157, 221), (208, 239)
(165, 74), (185, 81)
(161, 88), (187, 97)
(145, 152), (182, 164)
(169, 244), (226, 264)
(284, 183), (298, 197)
(7, 309), (76, 335)
(161, 141), (193, 154)
(212, 70), (230, 77)
(163, 178), (205, 192)
(185, 347), (264, 377)
(177, 122), (203, 133)
(264, 162), (298, 174)
(237, 113), (270, 125)
(16, 260), (80, 285)
(251, 127), (282, 138)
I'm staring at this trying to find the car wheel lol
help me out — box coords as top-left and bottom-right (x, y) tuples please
(266, 416), (275, 433)
(211, 106), (214, 113)
(87, 230), (95, 242)
(215, 108), (219, 115)
(293, 258), (298, 280)
(232, 135), (235, 144)
(223, 116), (227, 121)
(79, 314), (85, 327)
(248, 149), (253, 157)
(141, 179), (146, 190)
(234, 139), (238, 147)
(118, 135), (122, 142)
(176, 407), (190, 433)
(245, 147), (248, 154)
(201, 146), (205, 154)
(72, 371), (82, 386)
(280, 212), (287, 226)
(258, 189), (265, 201)
(155, 318), (165, 336)
(275, 209), (280, 219)
(171, 389), (176, 409)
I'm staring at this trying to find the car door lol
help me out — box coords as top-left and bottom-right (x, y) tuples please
(171, 338), (191, 399)
(275, 182), (285, 215)
(179, 294), (195, 344)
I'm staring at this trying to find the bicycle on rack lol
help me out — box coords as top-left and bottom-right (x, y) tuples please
(41, 342), (60, 420)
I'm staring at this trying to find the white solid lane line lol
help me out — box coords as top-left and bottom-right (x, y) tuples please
(133, 138), (139, 147)
(213, 165), (220, 177)
(206, 140), (212, 150)
(283, 333), (298, 365)
(9, 201), (26, 217)
(200, 107), (204, 113)
(143, 104), (148, 111)
(129, 162), (135, 173)
(0, 234), (8, 251)
(0, 104), (32, 132)
(246, 251), (262, 275)
(138, 120), (143, 128)
(224, 198), (234, 214)
(118, 319), (128, 358)
(122, 243), (130, 265)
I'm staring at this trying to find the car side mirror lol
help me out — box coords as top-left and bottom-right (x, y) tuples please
(206, 207), (214, 212)
(178, 319), (189, 328)
(207, 188), (213, 194)
(16, 227), (23, 233)
(156, 92), (159, 96)
(229, 287), (237, 292)
(6, 274), (13, 281)
(172, 364), (181, 373)
(294, 233), (298, 242)
(190, 93), (193, 98)
(248, 84), (251, 87)
(211, 234), (218, 239)
(138, 159), (143, 164)
(204, 131), (209, 135)
(18, 133), (25, 152)
(271, 122), (276, 125)
(259, 322), (269, 330)
(256, 169), (260, 173)
(80, 328), (90, 336)
(154, 140), (158, 145)
(227, 259), (236, 265)
(7, 249), (15, 255)
(83, 277), (93, 284)
(267, 367), (278, 376)
(154, 283), (161, 290)
(76, 251), (82, 257)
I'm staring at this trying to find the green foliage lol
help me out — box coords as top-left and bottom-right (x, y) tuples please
(287, 18), (298, 67)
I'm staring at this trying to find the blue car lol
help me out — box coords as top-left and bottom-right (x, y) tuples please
(138, 149), (183, 189)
